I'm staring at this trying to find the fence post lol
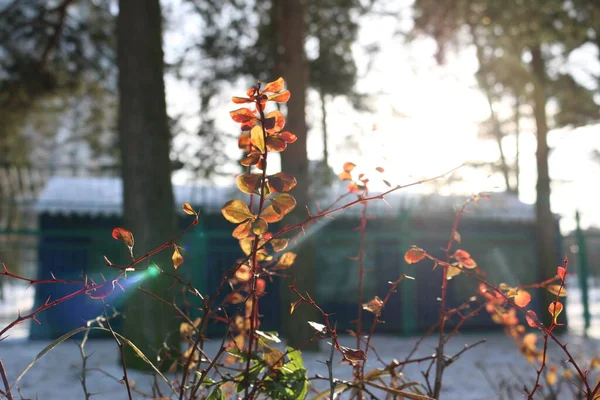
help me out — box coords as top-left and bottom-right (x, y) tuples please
(575, 210), (591, 331)
(398, 210), (417, 336)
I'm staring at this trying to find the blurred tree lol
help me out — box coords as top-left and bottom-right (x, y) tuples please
(180, 0), (375, 347)
(411, 0), (599, 328)
(0, 0), (117, 172)
(117, 0), (180, 370)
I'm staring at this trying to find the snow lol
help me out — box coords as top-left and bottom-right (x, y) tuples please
(35, 176), (535, 221)
(0, 332), (597, 399)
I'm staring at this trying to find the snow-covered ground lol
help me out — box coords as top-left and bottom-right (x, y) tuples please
(1, 281), (600, 399)
(1, 332), (599, 399)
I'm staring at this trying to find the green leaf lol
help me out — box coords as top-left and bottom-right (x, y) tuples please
(206, 386), (225, 400)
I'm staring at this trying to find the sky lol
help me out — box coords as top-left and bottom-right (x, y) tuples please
(161, 0), (600, 235)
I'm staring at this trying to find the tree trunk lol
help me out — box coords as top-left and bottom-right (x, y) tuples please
(514, 94), (521, 195)
(530, 45), (563, 328)
(272, 0), (319, 350)
(117, 0), (180, 370)
(320, 88), (331, 186)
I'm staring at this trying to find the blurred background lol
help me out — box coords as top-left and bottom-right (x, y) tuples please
(0, 0), (599, 344)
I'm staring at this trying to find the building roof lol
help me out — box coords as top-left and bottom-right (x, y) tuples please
(35, 176), (536, 221)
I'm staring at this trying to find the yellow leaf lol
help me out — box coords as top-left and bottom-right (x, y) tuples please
(250, 125), (265, 153)
(272, 252), (297, 270)
(221, 200), (253, 224)
(446, 264), (462, 279)
(546, 285), (567, 297)
(182, 202), (196, 215)
(270, 238), (289, 252)
(172, 246), (183, 270)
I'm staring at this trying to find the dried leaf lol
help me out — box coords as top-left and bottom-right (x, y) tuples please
(307, 321), (327, 334)
(404, 247), (425, 264)
(290, 300), (301, 314)
(172, 247), (184, 270)
(273, 252), (297, 270)
(452, 231), (461, 244)
(362, 296), (384, 316)
(270, 238), (289, 252)
(260, 205), (285, 223)
(237, 173), (262, 195)
(263, 345), (284, 370)
(340, 346), (366, 365)
(546, 285), (567, 297)
(182, 202), (196, 215)
(111, 227), (134, 248)
(270, 193), (296, 215)
(268, 172), (297, 192)
(221, 200), (253, 224)
(251, 218), (268, 235)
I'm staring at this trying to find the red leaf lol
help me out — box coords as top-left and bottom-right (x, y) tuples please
(526, 310), (538, 328)
(232, 96), (251, 104)
(264, 110), (285, 133)
(237, 173), (262, 194)
(280, 131), (297, 143)
(111, 228), (134, 248)
(376, 167), (385, 173)
(404, 247), (425, 264)
(230, 108), (257, 123)
(557, 266), (566, 281)
(265, 137), (287, 152)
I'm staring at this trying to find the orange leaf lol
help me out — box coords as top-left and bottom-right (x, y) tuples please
(264, 110), (285, 133)
(548, 301), (563, 325)
(268, 172), (297, 192)
(260, 205), (285, 223)
(235, 264), (252, 282)
(230, 108), (257, 123)
(272, 252), (297, 270)
(270, 193), (296, 215)
(237, 173), (262, 194)
(240, 152), (260, 166)
(343, 162), (356, 172)
(238, 132), (251, 149)
(232, 96), (251, 104)
(268, 90), (290, 103)
(111, 227), (134, 248)
(232, 220), (252, 239)
(263, 77), (285, 93)
(172, 246), (184, 270)
(290, 300), (301, 314)
(280, 131), (297, 143)
(338, 171), (352, 181)
(460, 257), (477, 269)
(514, 290), (532, 308)
(256, 278), (266, 297)
(250, 125), (265, 153)
(404, 247), (425, 264)
(557, 266), (566, 281)
(182, 202), (196, 215)
(221, 200), (253, 223)
(453, 249), (471, 261)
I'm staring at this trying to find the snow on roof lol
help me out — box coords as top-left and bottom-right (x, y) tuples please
(35, 176), (536, 221)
